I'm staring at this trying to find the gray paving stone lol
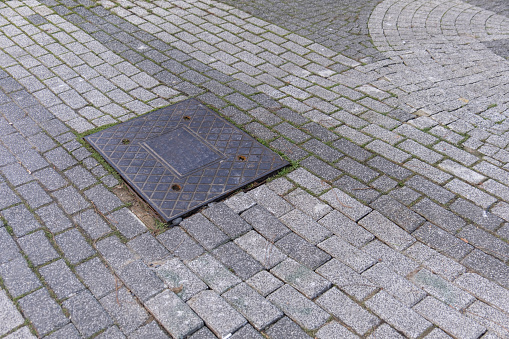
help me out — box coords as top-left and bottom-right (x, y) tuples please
(2, 204), (40, 237)
(422, 328), (452, 339)
(34, 167), (67, 191)
(224, 192), (257, 214)
(315, 321), (358, 339)
(367, 323), (403, 339)
(433, 141), (479, 166)
(265, 317), (312, 339)
(55, 228), (95, 264)
(95, 326), (126, 339)
(18, 230), (59, 266)
(438, 159), (485, 184)
(412, 222), (473, 260)
(63, 290), (113, 338)
(268, 284), (330, 330)
(84, 185), (123, 214)
(285, 188), (332, 221)
(425, 251), (467, 282)
(367, 156), (412, 180)
(234, 230), (287, 269)
(287, 168), (330, 195)
(271, 258), (331, 299)
(96, 236), (136, 271)
(457, 224), (509, 261)
(119, 261), (165, 302)
(0, 228), (21, 265)
(127, 232), (170, 264)
(75, 257), (116, 299)
(406, 175), (455, 204)
(212, 241), (263, 280)
(411, 269), (475, 310)
(223, 282), (283, 330)
(18, 288), (69, 336)
(317, 287), (380, 335)
(37, 203), (73, 233)
(301, 139), (343, 162)
(157, 227), (204, 263)
(412, 199), (466, 233)
(318, 235), (375, 273)
(74, 209), (112, 240)
(241, 205), (291, 242)
(188, 290), (247, 338)
(414, 297), (486, 339)
(362, 240), (419, 276)
(359, 211), (415, 251)
(365, 291), (431, 339)
(247, 185), (293, 217)
(5, 326), (37, 339)
(336, 157), (379, 183)
(107, 208), (146, 239)
(466, 301), (509, 338)
(100, 287), (149, 335)
(461, 249), (509, 288)
(277, 232), (331, 270)
(280, 209), (332, 244)
(202, 202), (252, 238)
(320, 188), (372, 221)
(0, 257), (41, 298)
(370, 195), (424, 233)
(64, 165), (97, 190)
(404, 159), (453, 184)
(300, 156), (342, 182)
(39, 259), (84, 300)
(128, 321), (168, 339)
(319, 209), (374, 247)
(446, 179), (497, 209)
(180, 213), (228, 250)
(333, 175), (380, 203)
(154, 257), (208, 302)
(44, 147), (77, 170)
(362, 263), (425, 307)
(0, 289), (26, 337)
(0, 162), (33, 187)
(456, 272), (509, 315)
(451, 199), (503, 231)
(53, 186), (90, 215)
(188, 326), (216, 339)
(246, 270), (284, 297)
(17, 181), (52, 209)
(188, 253), (241, 293)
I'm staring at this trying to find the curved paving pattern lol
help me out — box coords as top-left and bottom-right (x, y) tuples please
(0, 0), (508, 338)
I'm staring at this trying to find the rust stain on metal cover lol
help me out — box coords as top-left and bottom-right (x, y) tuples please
(84, 99), (288, 222)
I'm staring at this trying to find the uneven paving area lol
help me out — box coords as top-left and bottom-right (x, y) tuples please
(0, 0), (508, 338)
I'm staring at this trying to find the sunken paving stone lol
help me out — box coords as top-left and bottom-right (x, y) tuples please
(284, 188), (332, 221)
(154, 257), (208, 302)
(247, 185), (294, 217)
(84, 185), (123, 214)
(235, 230), (287, 269)
(279, 209), (332, 244)
(223, 282), (283, 330)
(317, 287), (380, 335)
(84, 99), (287, 222)
(268, 284), (330, 331)
(318, 210), (374, 247)
(188, 290), (247, 338)
(277, 232), (331, 270)
(63, 290), (114, 338)
(320, 188), (372, 221)
(157, 227), (205, 263)
(127, 232), (171, 263)
(18, 288), (69, 337)
(318, 235), (375, 273)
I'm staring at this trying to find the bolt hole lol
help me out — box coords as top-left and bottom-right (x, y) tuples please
(183, 116), (191, 120)
(237, 155), (247, 161)
(121, 139), (130, 145)
(171, 184), (182, 191)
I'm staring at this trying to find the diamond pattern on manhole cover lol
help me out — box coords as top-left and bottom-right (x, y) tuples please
(85, 99), (288, 222)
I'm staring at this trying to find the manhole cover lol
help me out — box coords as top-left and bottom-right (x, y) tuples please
(85, 99), (288, 222)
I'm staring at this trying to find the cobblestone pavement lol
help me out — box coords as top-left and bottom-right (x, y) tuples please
(0, 0), (509, 338)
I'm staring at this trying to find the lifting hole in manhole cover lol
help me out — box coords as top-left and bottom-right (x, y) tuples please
(237, 155), (247, 161)
(171, 184), (182, 191)
(121, 138), (130, 144)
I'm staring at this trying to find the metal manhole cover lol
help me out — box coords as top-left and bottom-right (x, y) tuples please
(85, 99), (288, 222)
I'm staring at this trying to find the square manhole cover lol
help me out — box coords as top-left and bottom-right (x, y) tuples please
(85, 99), (288, 222)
